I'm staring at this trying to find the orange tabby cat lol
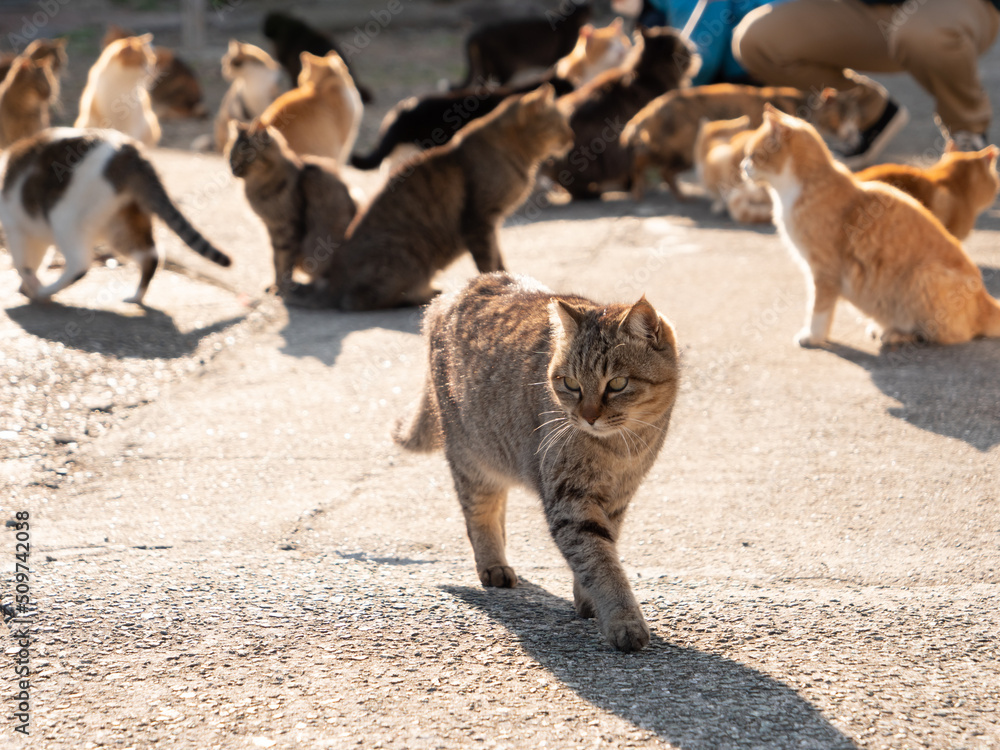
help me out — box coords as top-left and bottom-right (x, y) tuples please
(76, 34), (160, 147)
(259, 50), (362, 165)
(742, 105), (1000, 347)
(856, 143), (999, 240)
(694, 116), (771, 223)
(555, 18), (632, 87)
(0, 55), (56, 148)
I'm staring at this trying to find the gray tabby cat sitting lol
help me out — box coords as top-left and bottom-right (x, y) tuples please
(395, 272), (680, 652)
(228, 121), (357, 293)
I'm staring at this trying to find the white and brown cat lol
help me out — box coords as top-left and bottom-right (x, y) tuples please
(0, 128), (230, 304)
(555, 18), (632, 87)
(75, 34), (160, 147)
(260, 50), (362, 165)
(742, 106), (1000, 347)
(694, 116), (772, 223)
(213, 40), (284, 152)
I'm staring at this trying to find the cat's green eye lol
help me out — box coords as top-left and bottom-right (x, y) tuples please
(562, 376), (581, 392)
(607, 377), (629, 392)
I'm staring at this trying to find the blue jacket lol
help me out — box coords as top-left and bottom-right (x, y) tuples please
(643, 0), (789, 85)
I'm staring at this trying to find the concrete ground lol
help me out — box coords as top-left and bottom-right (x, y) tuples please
(2, 4), (1000, 749)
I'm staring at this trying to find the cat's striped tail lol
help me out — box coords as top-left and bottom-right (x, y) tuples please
(110, 143), (232, 267)
(392, 386), (442, 452)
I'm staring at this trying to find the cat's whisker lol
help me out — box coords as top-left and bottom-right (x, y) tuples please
(619, 432), (632, 459)
(623, 426), (651, 452)
(628, 417), (666, 433)
(533, 416), (568, 433)
(539, 422), (574, 463)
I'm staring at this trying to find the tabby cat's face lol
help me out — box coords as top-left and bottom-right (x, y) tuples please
(228, 124), (282, 178)
(548, 299), (678, 439)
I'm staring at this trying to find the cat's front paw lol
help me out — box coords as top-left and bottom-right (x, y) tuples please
(603, 610), (650, 652)
(479, 565), (518, 588)
(795, 328), (825, 348)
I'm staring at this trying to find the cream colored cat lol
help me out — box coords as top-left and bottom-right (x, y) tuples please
(742, 106), (1000, 347)
(555, 18), (632, 87)
(260, 50), (362, 165)
(213, 40), (283, 152)
(694, 116), (771, 223)
(75, 34), (160, 147)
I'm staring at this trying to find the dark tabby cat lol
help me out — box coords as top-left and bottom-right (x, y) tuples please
(227, 121), (357, 293)
(552, 26), (697, 199)
(0, 128), (230, 303)
(451, 1), (592, 90)
(290, 84), (573, 311)
(0, 38), (67, 92)
(102, 25), (205, 119)
(262, 12), (373, 103)
(395, 272), (680, 652)
(350, 74), (574, 171)
(0, 55), (56, 148)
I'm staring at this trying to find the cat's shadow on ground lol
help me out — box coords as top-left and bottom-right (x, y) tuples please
(4, 302), (246, 360)
(824, 266), (1000, 451)
(278, 304), (423, 367)
(445, 582), (857, 750)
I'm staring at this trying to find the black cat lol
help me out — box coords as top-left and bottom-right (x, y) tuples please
(451, 1), (592, 90)
(351, 74), (574, 171)
(262, 12), (373, 103)
(551, 26), (696, 199)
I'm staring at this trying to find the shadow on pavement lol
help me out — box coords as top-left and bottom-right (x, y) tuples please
(277, 304), (423, 367)
(5, 302), (247, 359)
(445, 582), (857, 750)
(826, 341), (1000, 453)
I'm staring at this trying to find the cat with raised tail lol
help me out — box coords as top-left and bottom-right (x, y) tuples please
(742, 105), (1000, 347)
(395, 272), (680, 652)
(0, 128), (231, 304)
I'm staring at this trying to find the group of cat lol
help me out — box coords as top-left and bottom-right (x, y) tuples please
(2, 5), (1000, 654)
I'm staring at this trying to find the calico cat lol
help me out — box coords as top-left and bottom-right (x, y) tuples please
(290, 84), (573, 311)
(394, 271), (680, 652)
(0, 128), (230, 303)
(451, 1), (592, 90)
(260, 50), (362, 165)
(227, 121), (357, 294)
(855, 143), (1000, 240)
(262, 12), (373, 103)
(550, 26), (697, 200)
(0, 55), (57, 148)
(349, 73), (574, 172)
(75, 34), (160, 147)
(742, 106), (1000, 347)
(213, 40), (283, 152)
(102, 25), (205, 120)
(0, 38), (67, 97)
(694, 116), (771, 223)
(554, 17), (632, 87)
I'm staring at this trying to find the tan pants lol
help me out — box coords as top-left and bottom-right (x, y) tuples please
(733, 0), (1000, 133)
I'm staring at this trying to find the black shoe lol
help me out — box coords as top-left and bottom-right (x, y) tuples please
(837, 99), (909, 169)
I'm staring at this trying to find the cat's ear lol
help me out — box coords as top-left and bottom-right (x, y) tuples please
(623, 297), (676, 351)
(763, 104), (788, 138)
(819, 87), (837, 103)
(580, 24), (594, 39)
(983, 144), (999, 165)
(228, 39), (240, 54)
(734, 114), (751, 130)
(550, 299), (586, 339)
(137, 33), (154, 46)
(944, 139), (957, 153)
(612, 17), (624, 29)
